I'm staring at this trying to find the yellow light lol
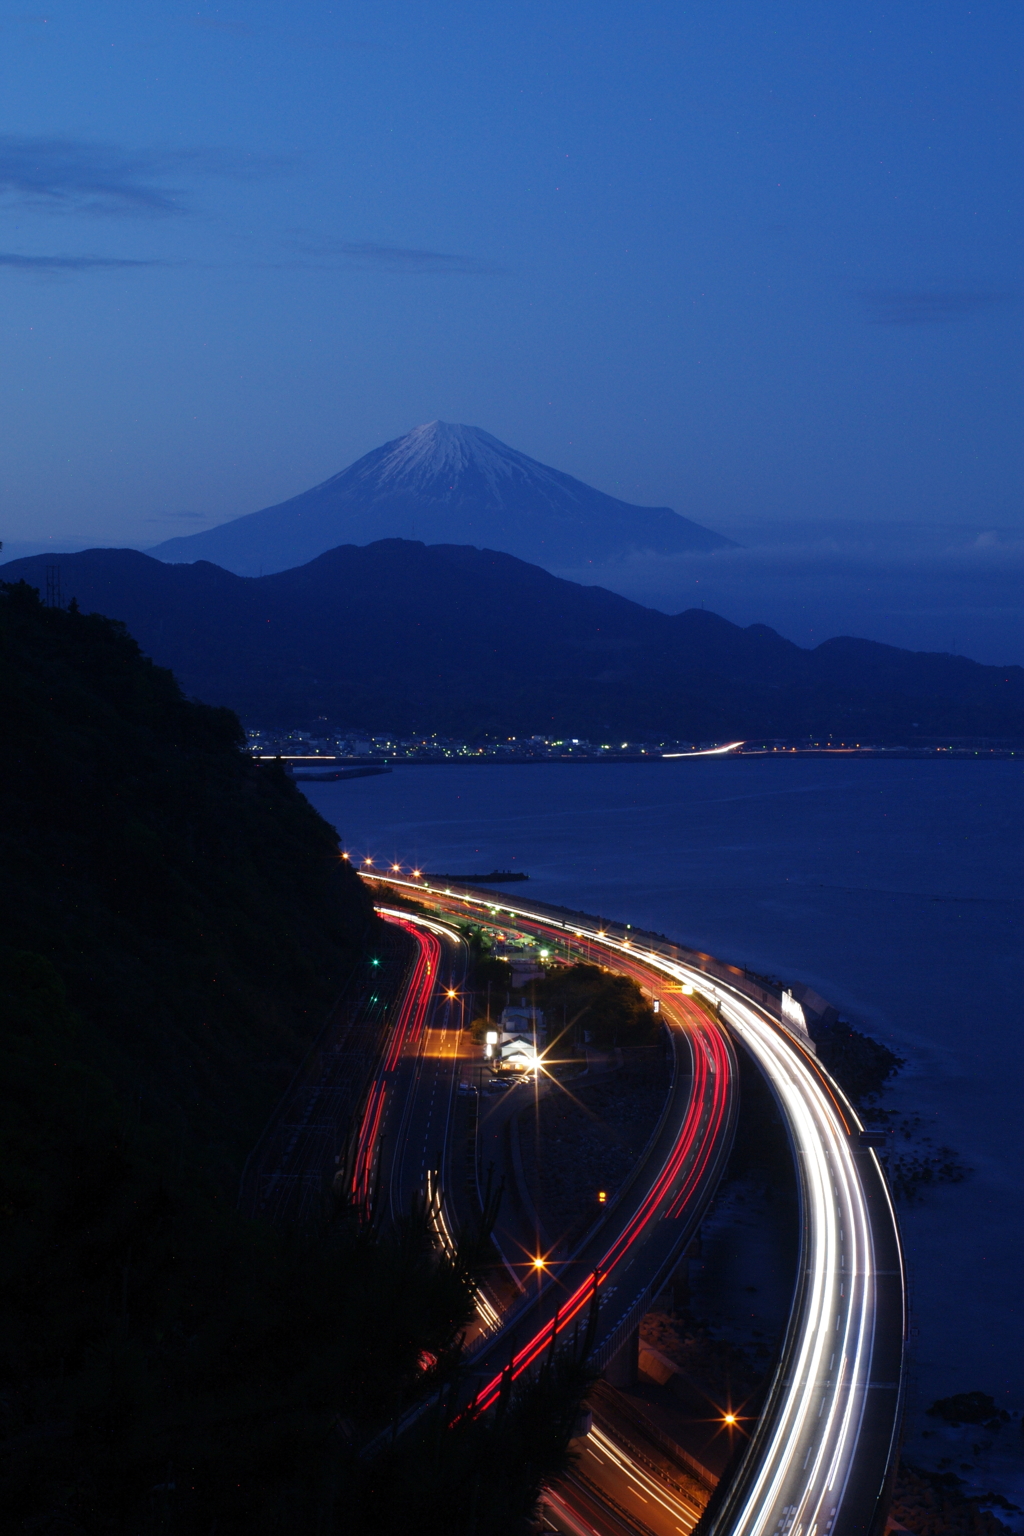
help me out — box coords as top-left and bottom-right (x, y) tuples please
(446, 988), (457, 1000)
(363, 857), (373, 866)
(413, 869), (422, 878)
(724, 1413), (737, 1425)
(391, 863), (401, 872)
(341, 851), (350, 860)
(532, 1256), (546, 1270)
(597, 1191), (607, 1203)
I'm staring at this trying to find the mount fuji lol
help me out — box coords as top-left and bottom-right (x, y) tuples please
(148, 421), (734, 576)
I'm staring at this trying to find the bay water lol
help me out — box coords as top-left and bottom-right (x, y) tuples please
(304, 759), (1023, 1430)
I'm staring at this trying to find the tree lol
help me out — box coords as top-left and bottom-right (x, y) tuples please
(534, 963), (658, 1049)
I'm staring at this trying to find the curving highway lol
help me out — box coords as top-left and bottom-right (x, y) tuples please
(687, 986), (905, 1536)
(463, 974), (735, 1418)
(366, 874), (905, 1536)
(350, 910), (467, 1221)
(362, 883), (740, 1536)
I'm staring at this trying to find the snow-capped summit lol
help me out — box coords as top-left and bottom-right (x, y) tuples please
(149, 421), (733, 576)
(371, 422), (525, 493)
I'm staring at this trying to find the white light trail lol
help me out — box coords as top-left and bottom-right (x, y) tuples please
(662, 741), (745, 758)
(426, 1169), (502, 1335)
(370, 875), (901, 1536)
(379, 907), (504, 1337)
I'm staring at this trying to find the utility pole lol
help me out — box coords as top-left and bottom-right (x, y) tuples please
(45, 565), (64, 610)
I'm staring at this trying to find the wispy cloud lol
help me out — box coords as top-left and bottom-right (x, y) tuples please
(291, 239), (502, 275)
(0, 134), (280, 216)
(0, 251), (161, 270)
(860, 288), (1012, 325)
(0, 242), (500, 279)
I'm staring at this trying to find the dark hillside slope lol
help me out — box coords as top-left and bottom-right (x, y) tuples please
(0, 578), (376, 1176)
(6, 541), (1023, 741)
(0, 579), (384, 1526)
(1, 583), (590, 1534)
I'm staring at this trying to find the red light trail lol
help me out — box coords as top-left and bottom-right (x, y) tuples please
(350, 916), (442, 1211)
(470, 981), (731, 1414)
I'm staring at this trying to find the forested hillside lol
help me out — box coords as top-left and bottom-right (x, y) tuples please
(0, 581), (584, 1534)
(1, 577), (376, 1175)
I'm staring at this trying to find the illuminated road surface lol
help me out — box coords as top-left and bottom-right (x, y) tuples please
(461, 963), (735, 1424)
(351, 911), (466, 1219)
(367, 876), (904, 1536)
(551, 1424), (707, 1535)
(363, 879), (738, 1536)
(677, 986), (904, 1536)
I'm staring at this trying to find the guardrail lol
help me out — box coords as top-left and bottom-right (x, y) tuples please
(367, 873), (906, 1536)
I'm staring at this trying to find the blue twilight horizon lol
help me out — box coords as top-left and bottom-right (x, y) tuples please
(0, 1), (1021, 652)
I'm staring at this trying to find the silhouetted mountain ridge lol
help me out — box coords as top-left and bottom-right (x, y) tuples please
(5, 540), (1022, 741)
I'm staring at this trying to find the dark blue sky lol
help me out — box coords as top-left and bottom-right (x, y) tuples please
(1, 2), (1021, 647)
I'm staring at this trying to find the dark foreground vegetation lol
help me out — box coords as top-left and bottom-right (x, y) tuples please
(0, 583), (589, 1534)
(533, 962), (659, 1050)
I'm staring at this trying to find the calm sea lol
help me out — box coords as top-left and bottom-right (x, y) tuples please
(303, 759), (1024, 1422)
